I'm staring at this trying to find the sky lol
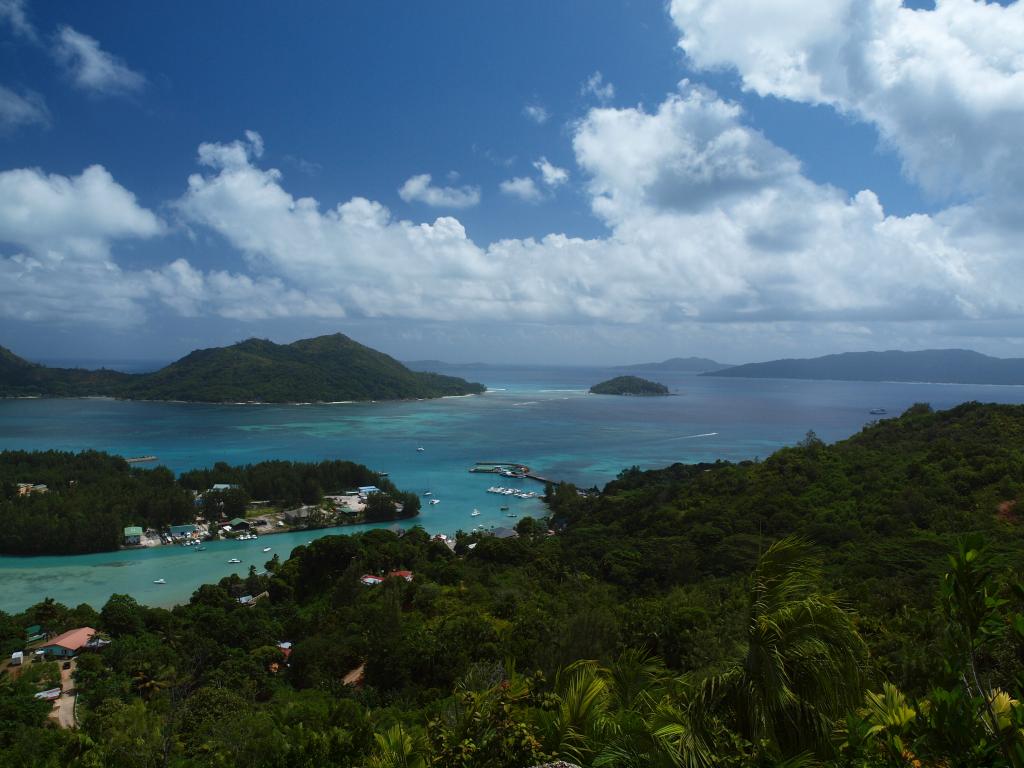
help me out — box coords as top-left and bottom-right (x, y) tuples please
(1, 0), (1023, 366)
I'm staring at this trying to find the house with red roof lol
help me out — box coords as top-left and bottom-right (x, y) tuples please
(359, 574), (384, 586)
(40, 627), (96, 658)
(388, 570), (414, 582)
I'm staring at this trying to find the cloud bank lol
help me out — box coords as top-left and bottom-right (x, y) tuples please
(2, 1), (1023, 355)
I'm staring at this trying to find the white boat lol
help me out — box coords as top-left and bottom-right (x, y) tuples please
(471, 509), (481, 517)
(423, 491), (432, 496)
(262, 546), (271, 552)
(153, 578), (166, 584)
(416, 447), (425, 452)
(228, 558), (241, 564)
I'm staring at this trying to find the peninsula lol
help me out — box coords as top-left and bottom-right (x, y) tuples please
(0, 333), (485, 403)
(700, 348), (1024, 385)
(590, 375), (670, 396)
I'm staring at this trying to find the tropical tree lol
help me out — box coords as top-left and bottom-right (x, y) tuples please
(366, 724), (429, 768)
(695, 537), (869, 760)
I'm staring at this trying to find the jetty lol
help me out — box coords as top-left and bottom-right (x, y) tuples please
(469, 461), (558, 487)
(124, 455), (158, 464)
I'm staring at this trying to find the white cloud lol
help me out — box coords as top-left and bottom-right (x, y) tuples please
(170, 117), (1023, 333)
(582, 70), (615, 102)
(533, 157), (569, 187)
(0, 0), (35, 40)
(0, 85), (48, 131)
(499, 176), (543, 203)
(54, 25), (146, 96)
(398, 173), (481, 208)
(0, 164), (162, 325)
(669, 0), (1024, 201)
(523, 103), (550, 124)
(0, 160), (339, 326)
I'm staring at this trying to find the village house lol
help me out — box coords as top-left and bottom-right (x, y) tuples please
(16, 483), (48, 496)
(40, 627), (95, 658)
(123, 525), (143, 545)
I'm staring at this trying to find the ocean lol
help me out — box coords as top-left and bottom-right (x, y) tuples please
(2, 365), (1024, 613)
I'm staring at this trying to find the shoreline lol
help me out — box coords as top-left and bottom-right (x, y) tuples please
(0, 392), (485, 406)
(1, 512), (422, 561)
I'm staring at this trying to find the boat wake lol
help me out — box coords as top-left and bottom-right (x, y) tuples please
(667, 432), (719, 441)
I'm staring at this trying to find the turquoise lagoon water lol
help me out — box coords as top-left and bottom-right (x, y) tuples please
(3, 365), (1024, 613)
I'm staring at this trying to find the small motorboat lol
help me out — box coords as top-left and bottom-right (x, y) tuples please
(471, 509), (481, 517)
(228, 558), (241, 564)
(869, 408), (887, 415)
(423, 491), (432, 496)
(262, 546), (271, 552)
(500, 505), (509, 511)
(428, 499), (440, 505)
(416, 447), (425, 452)
(153, 578), (166, 585)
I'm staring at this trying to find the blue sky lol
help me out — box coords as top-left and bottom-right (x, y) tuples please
(1, 1), (1022, 365)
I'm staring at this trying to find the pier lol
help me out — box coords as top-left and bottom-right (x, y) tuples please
(468, 461), (558, 487)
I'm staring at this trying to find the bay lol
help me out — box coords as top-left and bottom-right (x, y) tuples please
(2, 365), (1024, 613)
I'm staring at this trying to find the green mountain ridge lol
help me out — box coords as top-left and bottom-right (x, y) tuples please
(0, 334), (485, 403)
(617, 355), (728, 371)
(703, 348), (1024, 384)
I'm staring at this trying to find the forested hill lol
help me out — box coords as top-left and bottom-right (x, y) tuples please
(0, 334), (486, 402)
(702, 347), (1024, 384)
(5, 401), (1024, 766)
(589, 375), (669, 395)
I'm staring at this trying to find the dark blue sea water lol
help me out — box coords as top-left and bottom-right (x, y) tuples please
(2, 365), (1024, 613)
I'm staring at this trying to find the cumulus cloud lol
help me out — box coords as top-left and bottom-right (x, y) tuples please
(54, 25), (146, 96)
(0, 164), (162, 324)
(398, 173), (481, 208)
(523, 103), (549, 124)
(669, 0), (1024, 202)
(533, 157), (569, 188)
(582, 70), (615, 102)
(0, 85), (48, 131)
(0, 160), (338, 326)
(499, 176), (543, 203)
(167, 110), (1023, 332)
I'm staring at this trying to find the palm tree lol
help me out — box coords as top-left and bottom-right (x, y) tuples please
(366, 724), (428, 768)
(696, 536), (869, 759)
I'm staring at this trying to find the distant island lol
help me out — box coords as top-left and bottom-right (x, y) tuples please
(702, 348), (1024, 385)
(0, 333), (486, 403)
(590, 375), (670, 396)
(617, 356), (729, 372)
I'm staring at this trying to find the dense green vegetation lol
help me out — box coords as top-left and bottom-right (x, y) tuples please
(0, 451), (194, 555)
(0, 454), (417, 555)
(0, 333), (486, 402)
(3, 402), (1024, 766)
(705, 348), (1024, 384)
(589, 376), (669, 396)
